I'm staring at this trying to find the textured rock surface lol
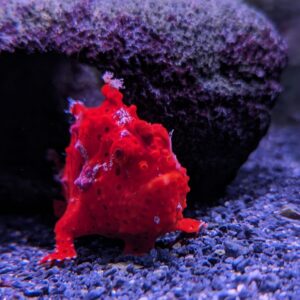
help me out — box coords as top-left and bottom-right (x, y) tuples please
(0, 122), (299, 299)
(0, 0), (287, 206)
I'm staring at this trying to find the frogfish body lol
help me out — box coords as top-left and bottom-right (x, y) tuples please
(40, 73), (205, 263)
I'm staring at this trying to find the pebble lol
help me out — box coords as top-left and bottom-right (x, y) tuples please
(23, 288), (43, 297)
(280, 206), (300, 220)
(103, 267), (117, 277)
(173, 287), (184, 297)
(235, 258), (251, 272)
(259, 275), (280, 293)
(224, 241), (245, 258)
(85, 287), (106, 300)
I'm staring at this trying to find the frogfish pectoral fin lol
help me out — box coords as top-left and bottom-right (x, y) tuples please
(176, 218), (207, 233)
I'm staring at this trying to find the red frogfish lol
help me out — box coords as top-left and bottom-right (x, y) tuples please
(40, 72), (206, 263)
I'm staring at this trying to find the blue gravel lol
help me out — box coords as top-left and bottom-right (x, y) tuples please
(0, 124), (300, 299)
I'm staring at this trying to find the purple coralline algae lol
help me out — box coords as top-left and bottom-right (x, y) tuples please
(0, 0), (287, 204)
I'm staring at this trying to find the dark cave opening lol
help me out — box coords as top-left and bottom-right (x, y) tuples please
(0, 52), (102, 213)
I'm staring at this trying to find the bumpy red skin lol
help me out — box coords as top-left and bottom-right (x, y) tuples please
(40, 84), (206, 263)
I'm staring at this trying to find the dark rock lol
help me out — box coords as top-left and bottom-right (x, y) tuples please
(126, 264), (135, 274)
(0, 0), (287, 209)
(142, 282), (151, 291)
(114, 278), (125, 288)
(208, 256), (219, 265)
(253, 242), (264, 253)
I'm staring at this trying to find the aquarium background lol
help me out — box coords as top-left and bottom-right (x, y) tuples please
(248, 0), (300, 124)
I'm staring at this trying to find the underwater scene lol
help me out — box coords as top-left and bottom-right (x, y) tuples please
(0, 0), (299, 299)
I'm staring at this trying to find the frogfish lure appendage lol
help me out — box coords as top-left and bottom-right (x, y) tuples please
(102, 71), (125, 90)
(40, 73), (206, 264)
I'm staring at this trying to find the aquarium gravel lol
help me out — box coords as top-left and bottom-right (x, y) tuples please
(0, 123), (299, 299)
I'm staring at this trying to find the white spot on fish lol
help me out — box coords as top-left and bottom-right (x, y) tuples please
(114, 108), (132, 126)
(93, 164), (101, 173)
(67, 99), (84, 120)
(120, 129), (129, 138)
(169, 129), (174, 151)
(75, 141), (88, 161)
(172, 154), (181, 170)
(101, 162), (109, 172)
(102, 71), (124, 90)
(177, 203), (182, 211)
(99, 159), (113, 172)
(154, 216), (160, 224)
(69, 198), (76, 204)
(74, 163), (101, 190)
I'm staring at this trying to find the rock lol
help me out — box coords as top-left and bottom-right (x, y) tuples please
(259, 274), (280, 293)
(234, 258), (252, 272)
(253, 242), (264, 253)
(85, 288), (106, 300)
(0, 0), (287, 209)
(23, 288), (44, 297)
(224, 241), (245, 258)
(103, 267), (118, 277)
(173, 287), (184, 297)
